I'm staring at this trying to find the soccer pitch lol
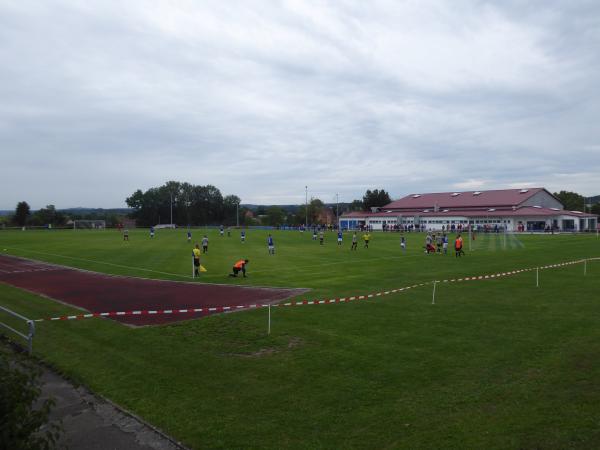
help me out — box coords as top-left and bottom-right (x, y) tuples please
(1, 228), (600, 449)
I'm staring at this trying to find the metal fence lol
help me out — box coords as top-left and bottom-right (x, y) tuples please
(0, 305), (35, 354)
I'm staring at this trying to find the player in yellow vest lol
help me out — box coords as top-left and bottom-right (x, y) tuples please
(362, 232), (371, 248)
(192, 244), (201, 277)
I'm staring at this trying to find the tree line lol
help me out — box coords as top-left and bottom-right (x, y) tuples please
(124, 182), (394, 227)
(1, 185), (394, 228)
(6, 188), (595, 229)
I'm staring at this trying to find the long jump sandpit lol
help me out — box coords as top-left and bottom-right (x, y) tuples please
(0, 255), (308, 326)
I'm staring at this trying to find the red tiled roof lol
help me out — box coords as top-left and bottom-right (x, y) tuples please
(383, 188), (549, 209)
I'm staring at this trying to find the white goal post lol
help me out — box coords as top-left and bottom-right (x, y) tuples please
(73, 220), (106, 230)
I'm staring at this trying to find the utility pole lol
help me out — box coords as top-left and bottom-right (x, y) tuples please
(170, 191), (173, 226)
(236, 201), (240, 227)
(336, 193), (339, 224)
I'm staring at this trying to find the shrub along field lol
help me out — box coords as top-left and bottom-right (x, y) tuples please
(1, 228), (599, 449)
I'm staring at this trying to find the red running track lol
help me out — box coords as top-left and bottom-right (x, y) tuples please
(0, 255), (308, 326)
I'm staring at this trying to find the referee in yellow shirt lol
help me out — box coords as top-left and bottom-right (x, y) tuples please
(192, 244), (201, 277)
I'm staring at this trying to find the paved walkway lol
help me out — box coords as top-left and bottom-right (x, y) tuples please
(38, 366), (188, 450)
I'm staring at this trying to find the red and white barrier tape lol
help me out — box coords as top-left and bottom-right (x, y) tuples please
(35, 258), (597, 322)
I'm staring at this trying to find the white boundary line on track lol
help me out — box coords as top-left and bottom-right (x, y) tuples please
(33, 257), (599, 322)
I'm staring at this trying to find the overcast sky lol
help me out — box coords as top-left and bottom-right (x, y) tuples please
(1, 0), (599, 209)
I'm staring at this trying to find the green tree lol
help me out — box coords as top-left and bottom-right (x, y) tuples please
(349, 200), (364, 211)
(31, 205), (65, 226)
(591, 203), (600, 215)
(223, 195), (241, 225)
(126, 182), (231, 226)
(0, 347), (62, 449)
(553, 191), (586, 211)
(297, 198), (325, 224)
(14, 201), (30, 226)
(265, 206), (286, 226)
(363, 189), (391, 211)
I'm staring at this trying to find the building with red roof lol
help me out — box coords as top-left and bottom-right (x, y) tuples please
(339, 188), (597, 232)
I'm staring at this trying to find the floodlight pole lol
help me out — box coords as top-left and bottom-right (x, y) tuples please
(236, 201), (239, 227)
(336, 193), (339, 225)
(170, 191), (173, 227)
(305, 186), (309, 226)
(468, 225), (472, 252)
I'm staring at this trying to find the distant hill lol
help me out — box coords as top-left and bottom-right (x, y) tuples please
(59, 207), (132, 215)
(588, 195), (600, 204)
(242, 204), (301, 212)
(243, 203), (350, 213)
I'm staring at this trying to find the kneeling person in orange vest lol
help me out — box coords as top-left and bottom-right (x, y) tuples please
(229, 259), (249, 277)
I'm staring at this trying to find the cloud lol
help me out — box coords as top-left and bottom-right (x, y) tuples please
(1, 0), (599, 209)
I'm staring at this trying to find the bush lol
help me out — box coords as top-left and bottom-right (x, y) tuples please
(0, 345), (61, 449)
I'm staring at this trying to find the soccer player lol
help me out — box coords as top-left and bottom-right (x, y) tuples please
(442, 234), (448, 255)
(219, 225), (224, 237)
(229, 259), (249, 277)
(312, 229), (318, 241)
(351, 232), (358, 250)
(187, 230), (192, 243)
(337, 230), (343, 245)
(455, 234), (465, 257)
(192, 244), (201, 277)
(201, 235), (209, 253)
(319, 230), (324, 245)
(241, 230), (246, 243)
(362, 232), (370, 248)
(425, 232), (432, 247)
(123, 229), (129, 241)
(150, 226), (155, 239)
(436, 234), (443, 253)
(400, 236), (406, 252)
(267, 234), (275, 255)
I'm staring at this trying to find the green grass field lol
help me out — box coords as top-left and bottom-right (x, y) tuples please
(1, 228), (600, 449)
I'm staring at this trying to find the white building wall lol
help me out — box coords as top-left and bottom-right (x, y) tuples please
(345, 213), (593, 232)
